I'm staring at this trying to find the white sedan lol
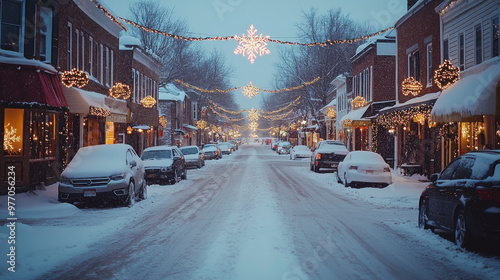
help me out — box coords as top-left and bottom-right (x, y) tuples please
(337, 151), (392, 188)
(290, 145), (312, 160)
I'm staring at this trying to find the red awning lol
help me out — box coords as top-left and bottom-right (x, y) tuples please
(0, 63), (67, 108)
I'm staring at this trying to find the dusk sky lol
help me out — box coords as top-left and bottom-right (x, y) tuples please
(101, 0), (407, 109)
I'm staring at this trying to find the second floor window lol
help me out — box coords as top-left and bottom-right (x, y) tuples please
(39, 6), (52, 62)
(67, 22), (72, 70)
(427, 43), (432, 87)
(408, 50), (420, 82)
(458, 33), (465, 71)
(1, 0), (23, 53)
(475, 24), (482, 65)
(493, 17), (499, 57)
(443, 39), (449, 61)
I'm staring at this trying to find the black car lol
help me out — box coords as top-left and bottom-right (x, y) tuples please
(418, 150), (500, 248)
(140, 146), (187, 185)
(310, 140), (349, 172)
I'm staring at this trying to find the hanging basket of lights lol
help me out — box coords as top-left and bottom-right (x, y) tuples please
(61, 68), (89, 88)
(326, 107), (337, 118)
(434, 59), (460, 90)
(159, 115), (168, 127)
(109, 82), (131, 99)
(402, 77), (422, 96)
(350, 96), (367, 109)
(196, 120), (207, 130)
(141, 95), (156, 108)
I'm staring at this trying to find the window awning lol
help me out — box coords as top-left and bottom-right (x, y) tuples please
(63, 87), (127, 122)
(431, 61), (500, 122)
(183, 124), (198, 131)
(0, 63), (67, 108)
(339, 105), (371, 127)
(378, 92), (440, 116)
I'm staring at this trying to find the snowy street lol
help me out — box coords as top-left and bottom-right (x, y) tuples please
(1, 143), (500, 279)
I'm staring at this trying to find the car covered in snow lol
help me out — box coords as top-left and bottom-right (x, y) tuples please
(290, 145), (312, 160)
(337, 151), (392, 188)
(310, 140), (349, 172)
(218, 142), (232, 155)
(277, 141), (292, 154)
(202, 144), (222, 160)
(418, 150), (500, 249)
(141, 146), (187, 185)
(59, 144), (146, 206)
(180, 146), (205, 168)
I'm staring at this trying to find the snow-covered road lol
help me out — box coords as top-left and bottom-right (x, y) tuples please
(1, 144), (499, 279)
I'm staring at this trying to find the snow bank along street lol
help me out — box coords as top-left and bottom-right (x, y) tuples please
(1, 144), (500, 279)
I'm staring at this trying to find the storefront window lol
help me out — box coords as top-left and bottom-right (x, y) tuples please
(105, 122), (115, 144)
(29, 111), (56, 160)
(3, 108), (24, 155)
(84, 118), (101, 146)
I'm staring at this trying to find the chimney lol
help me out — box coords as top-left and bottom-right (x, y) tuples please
(407, 0), (419, 10)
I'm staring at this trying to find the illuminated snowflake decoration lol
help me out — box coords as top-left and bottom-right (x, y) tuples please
(247, 108), (259, 122)
(242, 81), (260, 99)
(249, 122), (259, 131)
(3, 124), (20, 152)
(234, 24), (270, 64)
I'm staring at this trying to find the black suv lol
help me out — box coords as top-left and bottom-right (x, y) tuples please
(418, 150), (500, 248)
(310, 140), (349, 172)
(141, 146), (187, 185)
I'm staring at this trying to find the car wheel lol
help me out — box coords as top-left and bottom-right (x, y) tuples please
(418, 200), (430, 230)
(181, 167), (187, 180)
(455, 209), (470, 248)
(125, 181), (136, 207)
(310, 163), (314, 171)
(139, 183), (147, 201)
(314, 164), (320, 173)
(344, 173), (350, 188)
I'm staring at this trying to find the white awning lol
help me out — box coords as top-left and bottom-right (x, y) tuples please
(183, 124), (198, 131)
(340, 105), (370, 122)
(431, 60), (500, 122)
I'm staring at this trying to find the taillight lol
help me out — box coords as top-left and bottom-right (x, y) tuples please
(316, 153), (321, 160)
(476, 188), (500, 202)
(349, 165), (358, 170)
(383, 168), (390, 172)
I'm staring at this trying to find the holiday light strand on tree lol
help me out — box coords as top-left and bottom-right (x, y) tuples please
(434, 59), (460, 90)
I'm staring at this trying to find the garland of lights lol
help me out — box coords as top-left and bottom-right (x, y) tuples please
(375, 104), (433, 130)
(208, 100), (247, 115)
(350, 96), (367, 109)
(141, 95), (156, 108)
(109, 82), (131, 99)
(242, 81), (260, 98)
(159, 115), (168, 127)
(61, 68), (89, 88)
(257, 96), (302, 114)
(402, 77), (423, 96)
(326, 107), (337, 118)
(434, 59), (460, 90)
(439, 0), (463, 15)
(209, 107), (246, 122)
(196, 120), (207, 129)
(89, 106), (111, 117)
(175, 78), (319, 97)
(258, 109), (294, 121)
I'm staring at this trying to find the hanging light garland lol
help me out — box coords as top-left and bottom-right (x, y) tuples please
(326, 107), (337, 118)
(375, 104), (433, 130)
(234, 24), (270, 64)
(196, 120), (207, 130)
(402, 77), (423, 96)
(209, 107), (246, 122)
(109, 82), (131, 99)
(89, 106), (111, 117)
(257, 96), (302, 115)
(208, 100), (247, 115)
(61, 68), (89, 88)
(434, 59), (460, 90)
(141, 95), (157, 108)
(350, 96), (367, 109)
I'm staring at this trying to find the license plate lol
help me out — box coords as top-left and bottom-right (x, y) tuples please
(331, 164), (338, 167)
(147, 174), (156, 178)
(84, 189), (96, 197)
(366, 170), (374, 174)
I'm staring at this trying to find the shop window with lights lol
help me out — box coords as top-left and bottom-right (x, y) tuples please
(29, 111), (56, 160)
(3, 108), (24, 156)
(105, 122), (116, 144)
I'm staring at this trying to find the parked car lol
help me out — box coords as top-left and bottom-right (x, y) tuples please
(180, 146), (205, 168)
(271, 139), (280, 150)
(203, 144), (222, 160)
(310, 140), (349, 172)
(277, 141), (292, 154)
(141, 146), (187, 185)
(337, 151), (392, 188)
(418, 150), (500, 248)
(219, 142), (232, 155)
(290, 145), (312, 160)
(229, 140), (239, 150)
(59, 144), (146, 206)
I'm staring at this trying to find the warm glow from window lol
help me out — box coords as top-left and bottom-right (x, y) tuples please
(3, 109), (24, 155)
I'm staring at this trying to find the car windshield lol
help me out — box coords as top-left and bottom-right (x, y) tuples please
(180, 147), (198, 155)
(141, 150), (172, 160)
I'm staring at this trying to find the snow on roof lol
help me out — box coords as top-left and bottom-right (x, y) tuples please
(119, 35), (141, 50)
(159, 83), (186, 101)
(379, 92), (440, 114)
(0, 49), (58, 73)
(320, 98), (336, 112)
(431, 59), (500, 122)
(394, 0), (425, 28)
(340, 105), (370, 122)
(354, 29), (396, 57)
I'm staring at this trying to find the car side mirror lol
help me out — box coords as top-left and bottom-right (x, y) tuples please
(173, 155), (181, 161)
(129, 160), (137, 168)
(430, 173), (439, 183)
